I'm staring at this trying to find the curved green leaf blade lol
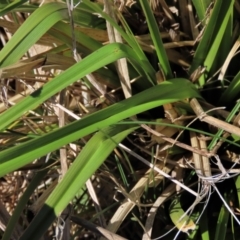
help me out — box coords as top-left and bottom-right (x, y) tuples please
(189, 0), (234, 76)
(0, 0), (28, 16)
(199, 207), (210, 240)
(235, 175), (240, 208)
(0, 79), (200, 177)
(19, 124), (138, 239)
(0, 43), (160, 131)
(169, 197), (196, 233)
(214, 202), (229, 240)
(139, 0), (172, 79)
(0, 2), (68, 67)
(81, 0), (156, 84)
(191, 0), (212, 23)
(218, 70), (240, 105)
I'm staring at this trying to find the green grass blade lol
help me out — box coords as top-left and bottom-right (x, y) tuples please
(0, 43), (149, 131)
(52, 21), (103, 51)
(72, 3), (106, 29)
(191, 0), (212, 23)
(0, 0), (28, 16)
(49, 22), (136, 88)
(216, 14), (233, 70)
(169, 197), (196, 233)
(0, 79), (200, 177)
(80, 0), (145, 58)
(0, 2), (68, 67)
(208, 100), (240, 150)
(19, 124), (138, 239)
(81, 0), (156, 85)
(200, 7), (232, 85)
(199, 207), (210, 240)
(214, 202), (229, 240)
(218, 69), (240, 105)
(189, 0), (234, 76)
(139, 0), (173, 79)
(186, 211), (200, 240)
(116, 120), (240, 148)
(235, 176), (240, 206)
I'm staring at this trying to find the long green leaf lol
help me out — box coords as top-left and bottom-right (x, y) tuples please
(189, 0), (234, 75)
(214, 203), (229, 240)
(199, 207), (210, 240)
(0, 0), (28, 16)
(81, 0), (156, 85)
(0, 2), (68, 67)
(201, 5), (232, 82)
(218, 70), (240, 105)
(139, 0), (173, 79)
(52, 21), (103, 52)
(191, 0), (212, 23)
(235, 176), (240, 207)
(0, 78), (200, 177)
(19, 124), (138, 239)
(0, 43), (150, 131)
(169, 197), (196, 233)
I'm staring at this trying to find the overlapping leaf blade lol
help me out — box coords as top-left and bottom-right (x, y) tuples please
(190, 0), (234, 82)
(0, 2), (68, 67)
(0, 78), (200, 177)
(19, 124), (138, 239)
